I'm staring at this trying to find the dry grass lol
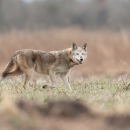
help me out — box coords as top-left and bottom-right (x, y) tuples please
(0, 28), (130, 78)
(1, 78), (130, 130)
(1, 77), (130, 111)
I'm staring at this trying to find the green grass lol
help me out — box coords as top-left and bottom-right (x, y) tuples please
(1, 77), (130, 111)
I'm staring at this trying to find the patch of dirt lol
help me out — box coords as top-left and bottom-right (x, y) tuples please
(0, 100), (130, 130)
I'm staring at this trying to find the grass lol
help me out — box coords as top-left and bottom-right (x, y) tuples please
(1, 76), (130, 111)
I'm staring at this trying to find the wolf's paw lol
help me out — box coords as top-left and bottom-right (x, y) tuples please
(42, 85), (48, 89)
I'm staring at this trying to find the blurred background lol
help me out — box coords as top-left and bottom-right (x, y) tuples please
(0, 0), (130, 78)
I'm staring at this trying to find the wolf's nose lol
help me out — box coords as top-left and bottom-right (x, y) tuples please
(80, 59), (83, 62)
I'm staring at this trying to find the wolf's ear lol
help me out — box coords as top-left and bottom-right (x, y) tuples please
(82, 43), (87, 51)
(72, 42), (77, 50)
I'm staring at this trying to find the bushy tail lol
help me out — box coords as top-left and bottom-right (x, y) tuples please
(1, 57), (15, 79)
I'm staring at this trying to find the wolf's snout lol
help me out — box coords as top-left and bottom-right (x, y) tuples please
(80, 59), (83, 62)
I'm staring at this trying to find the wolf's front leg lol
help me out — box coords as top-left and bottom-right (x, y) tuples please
(43, 70), (57, 89)
(60, 74), (71, 90)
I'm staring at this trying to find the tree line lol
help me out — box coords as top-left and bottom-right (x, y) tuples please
(0, 0), (130, 30)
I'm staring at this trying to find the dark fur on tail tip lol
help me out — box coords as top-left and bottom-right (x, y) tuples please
(2, 72), (7, 78)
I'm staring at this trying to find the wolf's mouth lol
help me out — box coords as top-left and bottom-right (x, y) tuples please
(76, 59), (82, 64)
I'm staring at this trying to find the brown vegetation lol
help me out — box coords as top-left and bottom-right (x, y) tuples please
(0, 28), (130, 78)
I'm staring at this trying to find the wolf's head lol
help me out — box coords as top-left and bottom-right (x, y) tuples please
(70, 42), (87, 65)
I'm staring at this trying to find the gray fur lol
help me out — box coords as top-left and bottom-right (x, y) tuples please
(0, 43), (87, 90)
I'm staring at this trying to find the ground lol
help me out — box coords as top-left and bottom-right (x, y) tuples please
(0, 77), (130, 130)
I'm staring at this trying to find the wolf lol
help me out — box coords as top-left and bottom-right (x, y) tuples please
(0, 43), (87, 90)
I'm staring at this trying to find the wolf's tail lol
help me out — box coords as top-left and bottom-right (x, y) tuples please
(0, 60), (14, 82)
(0, 54), (17, 80)
(2, 60), (14, 77)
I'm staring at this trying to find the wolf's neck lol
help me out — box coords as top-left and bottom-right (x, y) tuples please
(61, 48), (75, 67)
(61, 48), (71, 60)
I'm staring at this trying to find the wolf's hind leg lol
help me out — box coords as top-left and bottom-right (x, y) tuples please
(22, 69), (34, 89)
(23, 74), (31, 89)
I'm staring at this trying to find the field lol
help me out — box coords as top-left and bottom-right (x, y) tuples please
(1, 78), (130, 130)
(1, 77), (130, 110)
(1, 28), (130, 129)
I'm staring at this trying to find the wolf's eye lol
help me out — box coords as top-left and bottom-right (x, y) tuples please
(76, 53), (79, 55)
